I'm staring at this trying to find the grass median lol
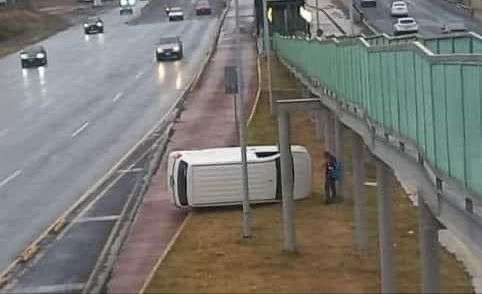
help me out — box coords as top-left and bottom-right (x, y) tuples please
(144, 57), (473, 293)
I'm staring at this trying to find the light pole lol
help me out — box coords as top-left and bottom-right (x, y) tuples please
(262, 0), (274, 112)
(234, 0), (252, 238)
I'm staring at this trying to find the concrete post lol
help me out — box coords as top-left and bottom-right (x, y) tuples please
(352, 134), (368, 253)
(376, 160), (396, 293)
(325, 111), (335, 154)
(334, 116), (349, 199)
(418, 189), (441, 293)
(278, 110), (296, 252)
(283, 7), (289, 35)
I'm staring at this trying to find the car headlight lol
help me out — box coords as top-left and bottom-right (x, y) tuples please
(20, 53), (29, 59)
(173, 45), (180, 52)
(36, 53), (45, 59)
(84, 23), (89, 28)
(96, 22), (103, 27)
(157, 48), (163, 53)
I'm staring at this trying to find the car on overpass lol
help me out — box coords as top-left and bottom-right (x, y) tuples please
(83, 17), (104, 34)
(391, 1), (408, 17)
(20, 45), (47, 68)
(195, 0), (212, 15)
(156, 37), (183, 61)
(120, 5), (133, 15)
(168, 7), (184, 21)
(441, 23), (467, 34)
(393, 17), (418, 35)
(360, 0), (376, 8)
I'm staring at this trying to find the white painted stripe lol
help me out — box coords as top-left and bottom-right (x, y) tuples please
(113, 92), (123, 102)
(135, 71), (144, 79)
(71, 122), (89, 138)
(12, 282), (85, 293)
(364, 181), (378, 187)
(117, 168), (144, 173)
(76, 215), (120, 223)
(0, 170), (22, 188)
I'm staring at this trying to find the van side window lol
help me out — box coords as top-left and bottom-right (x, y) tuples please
(255, 151), (279, 158)
(178, 160), (188, 206)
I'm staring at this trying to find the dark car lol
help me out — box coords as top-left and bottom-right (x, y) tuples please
(168, 7), (184, 21)
(360, 0), (376, 7)
(83, 17), (104, 34)
(20, 45), (47, 68)
(120, 6), (133, 15)
(195, 0), (211, 15)
(156, 37), (183, 61)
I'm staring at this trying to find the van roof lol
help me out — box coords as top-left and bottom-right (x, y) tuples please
(170, 145), (307, 165)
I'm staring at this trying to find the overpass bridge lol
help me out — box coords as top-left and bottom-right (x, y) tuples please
(271, 31), (482, 291)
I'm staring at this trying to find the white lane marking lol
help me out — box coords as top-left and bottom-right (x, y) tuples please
(0, 128), (9, 138)
(75, 215), (120, 223)
(0, 170), (22, 188)
(364, 181), (378, 187)
(71, 122), (89, 138)
(135, 71), (144, 79)
(117, 168), (144, 173)
(11, 283), (85, 293)
(112, 92), (123, 102)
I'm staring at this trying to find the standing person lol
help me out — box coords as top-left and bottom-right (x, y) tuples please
(323, 151), (337, 204)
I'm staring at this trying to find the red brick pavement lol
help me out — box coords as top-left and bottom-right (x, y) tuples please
(108, 6), (257, 294)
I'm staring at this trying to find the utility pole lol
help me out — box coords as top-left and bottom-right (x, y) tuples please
(262, 0), (274, 112)
(234, 0), (252, 238)
(315, 0), (320, 34)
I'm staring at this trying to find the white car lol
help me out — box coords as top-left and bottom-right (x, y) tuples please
(393, 17), (418, 35)
(391, 1), (408, 17)
(167, 146), (312, 207)
(168, 7), (184, 21)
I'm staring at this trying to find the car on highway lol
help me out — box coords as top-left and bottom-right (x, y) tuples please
(83, 17), (104, 34)
(360, 0), (376, 8)
(167, 145), (312, 208)
(20, 45), (47, 68)
(441, 23), (467, 34)
(168, 7), (184, 21)
(195, 0), (212, 15)
(120, 6), (133, 15)
(156, 36), (183, 61)
(391, 1), (408, 17)
(393, 17), (418, 35)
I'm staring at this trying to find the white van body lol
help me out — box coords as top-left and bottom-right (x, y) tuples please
(167, 145), (312, 207)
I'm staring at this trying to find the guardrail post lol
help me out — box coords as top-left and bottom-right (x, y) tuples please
(418, 188), (441, 293)
(352, 134), (368, 254)
(278, 110), (296, 252)
(376, 160), (396, 293)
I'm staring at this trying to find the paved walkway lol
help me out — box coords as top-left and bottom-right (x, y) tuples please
(107, 2), (257, 293)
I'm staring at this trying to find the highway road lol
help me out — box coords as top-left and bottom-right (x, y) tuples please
(358, 0), (482, 36)
(0, 0), (222, 273)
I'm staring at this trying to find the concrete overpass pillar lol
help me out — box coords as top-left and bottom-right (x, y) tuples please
(352, 134), (368, 254)
(376, 160), (396, 293)
(278, 110), (296, 252)
(418, 189), (441, 293)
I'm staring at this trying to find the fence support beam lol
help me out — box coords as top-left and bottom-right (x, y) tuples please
(418, 189), (441, 293)
(278, 110), (296, 252)
(352, 134), (368, 254)
(376, 160), (396, 293)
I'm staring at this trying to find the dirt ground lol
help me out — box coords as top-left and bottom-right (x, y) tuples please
(144, 57), (473, 293)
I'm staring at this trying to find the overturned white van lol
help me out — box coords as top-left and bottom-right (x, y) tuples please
(167, 145), (312, 207)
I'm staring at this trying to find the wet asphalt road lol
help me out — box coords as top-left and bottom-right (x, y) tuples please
(0, 0), (221, 272)
(358, 0), (482, 36)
